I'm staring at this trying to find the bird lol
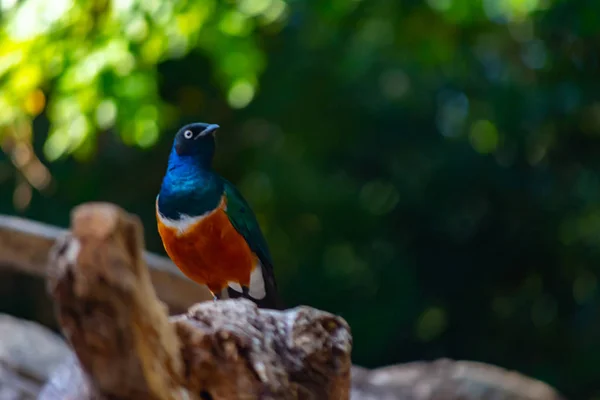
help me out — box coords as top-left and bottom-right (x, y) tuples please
(155, 122), (281, 309)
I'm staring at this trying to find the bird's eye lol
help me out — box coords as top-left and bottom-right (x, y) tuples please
(183, 130), (193, 139)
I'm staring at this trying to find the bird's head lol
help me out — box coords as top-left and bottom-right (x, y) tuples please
(170, 122), (220, 168)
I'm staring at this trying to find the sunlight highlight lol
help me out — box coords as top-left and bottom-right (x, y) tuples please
(227, 80), (255, 109)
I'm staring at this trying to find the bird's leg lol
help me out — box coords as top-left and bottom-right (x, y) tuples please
(242, 286), (250, 297)
(213, 291), (222, 301)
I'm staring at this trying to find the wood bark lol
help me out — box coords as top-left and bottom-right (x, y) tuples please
(41, 202), (352, 399)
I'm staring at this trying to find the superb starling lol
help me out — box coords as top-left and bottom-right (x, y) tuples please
(156, 123), (281, 309)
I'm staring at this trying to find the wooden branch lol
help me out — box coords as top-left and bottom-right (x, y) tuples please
(0, 213), (212, 312)
(351, 360), (566, 400)
(41, 202), (352, 400)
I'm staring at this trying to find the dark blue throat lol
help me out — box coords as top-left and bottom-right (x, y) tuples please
(158, 148), (223, 220)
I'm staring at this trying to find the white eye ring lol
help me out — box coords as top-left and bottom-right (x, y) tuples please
(183, 130), (193, 139)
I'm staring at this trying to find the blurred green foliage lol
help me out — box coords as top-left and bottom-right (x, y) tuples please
(2, 0), (600, 398)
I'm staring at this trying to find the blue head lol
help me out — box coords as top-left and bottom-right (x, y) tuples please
(170, 122), (220, 169)
(158, 122), (223, 219)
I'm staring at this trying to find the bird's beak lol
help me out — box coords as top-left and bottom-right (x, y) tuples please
(197, 124), (220, 139)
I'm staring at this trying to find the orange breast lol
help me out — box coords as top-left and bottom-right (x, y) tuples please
(156, 197), (257, 294)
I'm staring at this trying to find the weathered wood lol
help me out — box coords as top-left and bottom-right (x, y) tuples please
(45, 203), (191, 400)
(0, 314), (70, 400)
(38, 354), (95, 400)
(172, 300), (352, 399)
(2, 207), (566, 400)
(2, 309), (562, 400)
(42, 202), (353, 400)
(0, 213), (212, 312)
(350, 360), (565, 400)
(0, 363), (40, 400)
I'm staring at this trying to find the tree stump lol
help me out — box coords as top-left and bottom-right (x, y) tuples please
(41, 202), (353, 400)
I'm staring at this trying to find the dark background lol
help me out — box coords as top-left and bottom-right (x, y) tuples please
(1, 0), (600, 398)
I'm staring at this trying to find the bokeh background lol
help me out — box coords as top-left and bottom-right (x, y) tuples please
(1, 0), (600, 397)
